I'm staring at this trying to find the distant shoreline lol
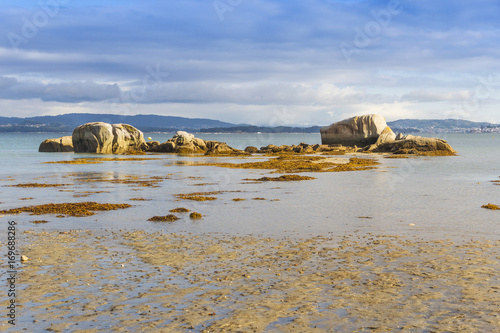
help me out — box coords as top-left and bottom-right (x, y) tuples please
(1, 113), (499, 134)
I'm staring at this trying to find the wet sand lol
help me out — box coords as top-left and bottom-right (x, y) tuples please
(1, 153), (499, 331)
(5, 229), (499, 332)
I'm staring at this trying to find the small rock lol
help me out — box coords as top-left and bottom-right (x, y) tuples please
(21, 255), (29, 262)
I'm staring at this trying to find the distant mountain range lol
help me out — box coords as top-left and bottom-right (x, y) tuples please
(0, 113), (498, 133)
(387, 119), (499, 133)
(200, 125), (322, 134)
(0, 113), (238, 133)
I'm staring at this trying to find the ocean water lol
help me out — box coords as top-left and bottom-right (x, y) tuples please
(0, 132), (499, 240)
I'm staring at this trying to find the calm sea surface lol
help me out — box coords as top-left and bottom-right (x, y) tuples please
(0, 132), (499, 240)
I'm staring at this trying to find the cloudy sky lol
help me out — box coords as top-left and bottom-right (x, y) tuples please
(1, 0), (499, 126)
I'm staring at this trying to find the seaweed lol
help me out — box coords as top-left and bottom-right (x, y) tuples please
(174, 191), (222, 201)
(197, 155), (378, 173)
(44, 157), (157, 164)
(148, 215), (179, 222)
(170, 207), (190, 213)
(250, 175), (316, 182)
(7, 183), (70, 188)
(189, 212), (203, 219)
(481, 204), (500, 210)
(0, 202), (131, 217)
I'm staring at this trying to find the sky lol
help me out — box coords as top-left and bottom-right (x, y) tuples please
(1, 0), (499, 126)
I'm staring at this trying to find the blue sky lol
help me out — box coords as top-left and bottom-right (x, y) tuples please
(1, 0), (499, 125)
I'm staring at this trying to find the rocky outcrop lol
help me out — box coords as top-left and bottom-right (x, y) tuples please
(247, 142), (355, 155)
(375, 135), (457, 156)
(320, 114), (388, 146)
(39, 136), (74, 152)
(205, 142), (248, 156)
(172, 131), (195, 145)
(72, 122), (146, 154)
(146, 131), (247, 155)
(375, 126), (396, 145)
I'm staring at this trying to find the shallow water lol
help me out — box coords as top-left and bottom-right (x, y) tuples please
(0, 132), (499, 240)
(1, 132), (499, 332)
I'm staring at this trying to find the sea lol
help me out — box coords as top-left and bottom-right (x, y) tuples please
(0, 132), (499, 241)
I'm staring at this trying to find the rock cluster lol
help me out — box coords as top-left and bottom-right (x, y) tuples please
(39, 116), (456, 157)
(249, 143), (356, 154)
(322, 115), (456, 156)
(374, 134), (456, 155)
(72, 122), (146, 154)
(39, 136), (74, 152)
(146, 131), (248, 156)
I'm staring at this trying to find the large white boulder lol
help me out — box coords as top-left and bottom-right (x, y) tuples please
(320, 114), (388, 146)
(72, 122), (146, 154)
(172, 131), (195, 145)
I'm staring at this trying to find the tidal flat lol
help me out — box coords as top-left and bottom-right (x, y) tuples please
(7, 229), (500, 332)
(1, 141), (500, 331)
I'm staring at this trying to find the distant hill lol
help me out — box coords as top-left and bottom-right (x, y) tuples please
(200, 125), (321, 134)
(0, 113), (498, 133)
(387, 119), (499, 133)
(0, 113), (239, 132)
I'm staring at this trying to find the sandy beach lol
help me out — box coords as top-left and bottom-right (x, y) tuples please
(5, 228), (498, 332)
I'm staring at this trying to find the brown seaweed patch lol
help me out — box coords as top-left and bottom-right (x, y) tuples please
(232, 198), (246, 202)
(0, 177), (16, 181)
(328, 157), (379, 172)
(148, 214), (179, 222)
(73, 174), (167, 188)
(252, 197), (267, 200)
(170, 207), (190, 213)
(417, 150), (457, 157)
(44, 157), (158, 165)
(7, 183), (70, 188)
(0, 202), (131, 217)
(174, 191), (222, 201)
(197, 155), (378, 173)
(189, 212), (202, 219)
(251, 175), (316, 182)
(198, 155), (332, 173)
(44, 159), (103, 165)
(176, 195), (217, 201)
(385, 155), (411, 159)
(481, 204), (500, 210)
(320, 151), (346, 155)
(20, 197), (34, 201)
(30, 220), (49, 224)
(73, 190), (110, 198)
(130, 198), (152, 201)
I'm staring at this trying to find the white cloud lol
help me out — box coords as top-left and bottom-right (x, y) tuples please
(1, 0), (500, 123)
(401, 90), (472, 103)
